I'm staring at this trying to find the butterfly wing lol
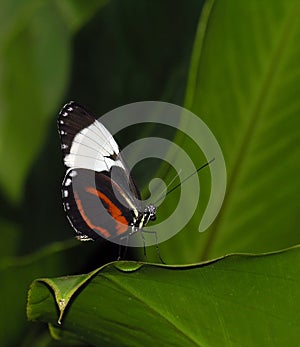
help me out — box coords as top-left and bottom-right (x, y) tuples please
(58, 101), (142, 240)
(58, 101), (120, 172)
(62, 168), (138, 241)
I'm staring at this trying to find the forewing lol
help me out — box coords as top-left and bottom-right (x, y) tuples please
(58, 101), (120, 172)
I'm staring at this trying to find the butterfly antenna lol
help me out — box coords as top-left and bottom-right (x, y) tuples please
(155, 158), (215, 204)
(153, 169), (182, 205)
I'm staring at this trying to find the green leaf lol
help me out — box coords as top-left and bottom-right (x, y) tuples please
(159, 0), (300, 263)
(0, 0), (108, 203)
(27, 246), (300, 346)
(0, 240), (87, 347)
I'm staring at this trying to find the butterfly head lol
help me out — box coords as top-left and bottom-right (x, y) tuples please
(144, 204), (157, 222)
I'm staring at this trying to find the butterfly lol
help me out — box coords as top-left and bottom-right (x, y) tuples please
(58, 101), (159, 258)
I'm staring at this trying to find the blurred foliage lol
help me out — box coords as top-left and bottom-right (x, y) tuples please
(159, 0), (300, 263)
(0, 0), (299, 346)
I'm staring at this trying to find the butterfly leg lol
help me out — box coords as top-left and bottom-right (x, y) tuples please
(138, 230), (147, 261)
(117, 243), (122, 261)
(118, 234), (129, 260)
(140, 229), (165, 264)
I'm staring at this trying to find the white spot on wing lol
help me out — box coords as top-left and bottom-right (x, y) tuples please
(69, 170), (77, 177)
(67, 107), (73, 111)
(76, 235), (93, 241)
(63, 190), (69, 197)
(65, 178), (72, 186)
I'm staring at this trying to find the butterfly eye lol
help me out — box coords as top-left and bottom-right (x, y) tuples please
(145, 204), (156, 217)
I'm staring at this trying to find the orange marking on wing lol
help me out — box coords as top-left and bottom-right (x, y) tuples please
(86, 186), (129, 235)
(74, 192), (111, 238)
